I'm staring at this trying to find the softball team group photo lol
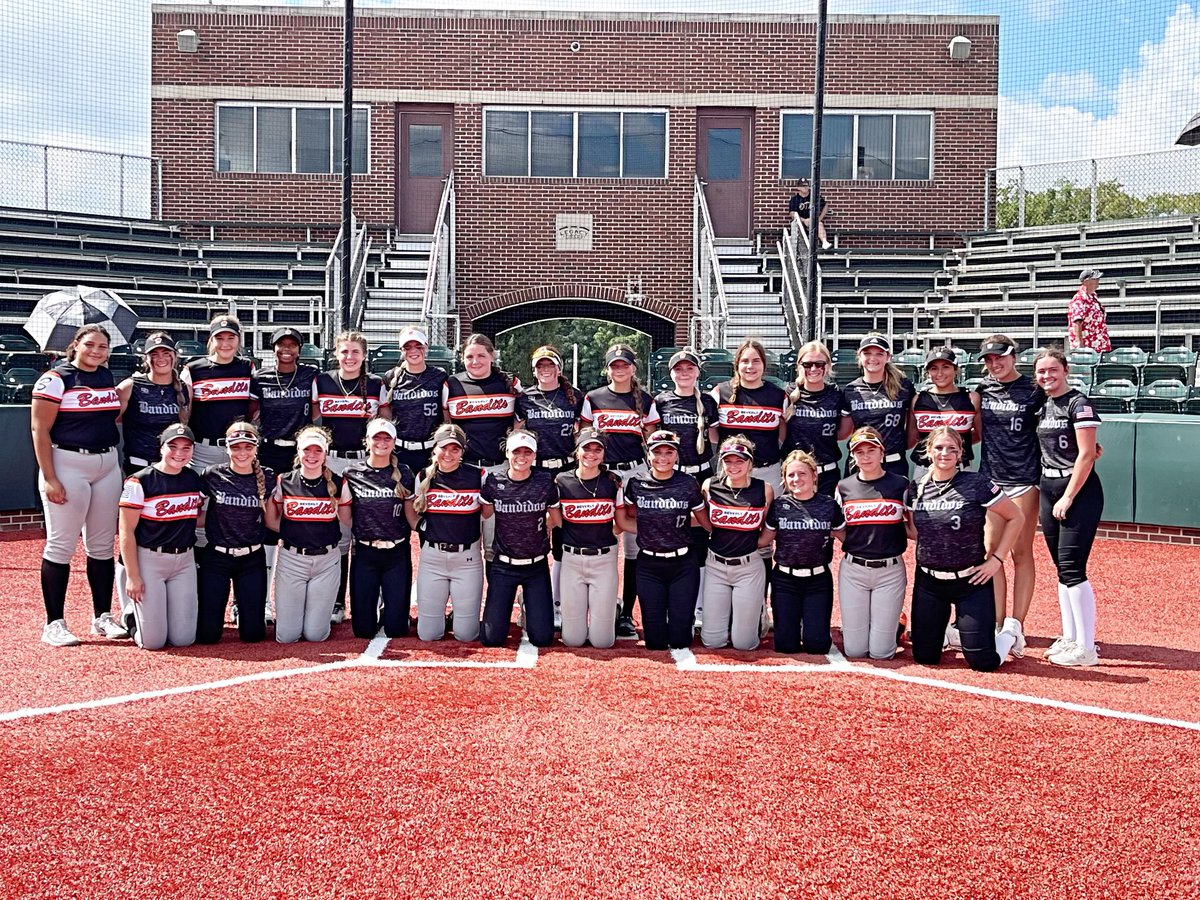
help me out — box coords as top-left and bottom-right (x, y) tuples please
(32, 313), (1105, 668)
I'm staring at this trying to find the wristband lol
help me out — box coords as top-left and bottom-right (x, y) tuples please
(992, 554), (1003, 564)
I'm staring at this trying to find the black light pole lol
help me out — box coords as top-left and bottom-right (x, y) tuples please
(339, 0), (355, 331)
(806, 0), (828, 342)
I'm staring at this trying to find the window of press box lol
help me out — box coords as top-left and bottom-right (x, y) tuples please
(484, 108), (667, 178)
(216, 104), (370, 174)
(780, 111), (932, 181)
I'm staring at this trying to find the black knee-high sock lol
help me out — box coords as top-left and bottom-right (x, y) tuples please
(621, 559), (637, 618)
(336, 553), (350, 609)
(86, 556), (115, 618)
(41, 559), (71, 623)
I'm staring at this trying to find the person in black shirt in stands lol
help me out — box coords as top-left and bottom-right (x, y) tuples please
(787, 178), (831, 250)
(623, 430), (710, 651)
(196, 421), (272, 643)
(909, 426), (1024, 671)
(479, 429), (561, 648)
(341, 418), (417, 640)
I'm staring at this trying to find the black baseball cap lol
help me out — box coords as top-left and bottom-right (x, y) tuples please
(646, 430), (680, 451)
(159, 423), (196, 446)
(858, 334), (892, 353)
(141, 333), (177, 355)
(575, 427), (606, 450)
(925, 347), (959, 368)
(210, 316), (240, 337)
(668, 349), (701, 370)
(270, 326), (304, 346)
(979, 338), (1016, 358)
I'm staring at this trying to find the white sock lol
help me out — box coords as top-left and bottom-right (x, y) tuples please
(1057, 583), (1076, 642)
(1066, 581), (1097, 652)
(995, 628), (1017, 663)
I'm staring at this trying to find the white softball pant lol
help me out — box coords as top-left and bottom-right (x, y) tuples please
(415, 542), (483, 642)
(273, 545), (341, 643)
(131, 547), (197, 650)
(40, 447), (121, 564)
(700, 554), (767, 651)
(559, 549), (619, 648)
(837, 555), (907, 659)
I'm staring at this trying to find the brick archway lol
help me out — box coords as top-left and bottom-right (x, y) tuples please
(469, 297), (680, 350)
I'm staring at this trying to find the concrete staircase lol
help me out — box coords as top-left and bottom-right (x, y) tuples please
(359, 235), (432, 347)
(716, 240), (790, 354)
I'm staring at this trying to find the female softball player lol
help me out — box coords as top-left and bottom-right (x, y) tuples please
(444, 333), (519, 565)
(1035, 348), (1104, 667)
(781, 340), (842, 498)
(836, 426), (912, 659)
(909, 347), (977, 481)
(758, 450), (845, 655)
(182, 314), (254, 472)
(712, 338), (787, 490)
(116, 331), (190, 476)
(382, 325), (446, 473)
(263, 425), (351, 644)
(412, 423), (485, 642)
(909, 426), (1025, 671)
(654, 347), (719, 630)
(516, 345), (582, 625)
(580, 343), (660, 640)
(313, 330), (388, 624)
(195, 421), (271, 644)
(839, 333), (915, 479)
(554, 429), (630, 649)
(31, 324), (125, 646)
(700, 436), (772, 651)
(249, 327), (318, 477)
(623, 430), (710, 651)
(479, 430), (561, 648)
(118, 423), (204, 650)
(342, 417), (417, 640)
(971, 334), (1046, 657)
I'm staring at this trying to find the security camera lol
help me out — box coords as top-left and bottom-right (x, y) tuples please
(569, 41), (581, 52)
(948, 35), (971, 61)
(177, 29), (199, 53)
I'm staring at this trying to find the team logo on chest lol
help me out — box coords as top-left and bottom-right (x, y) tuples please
(561, 499), (615, 523)
(145, 492), (204, 521)
(426, 489), (482, 513)
(708, 503), (766, 530)
(719, 405), (781, 430)
(192, 378), (251, 402)
(592, 410), (643, 433)
(842, 498), (905, 525)
(318, 395), (378, 418)
(447, 394), (515, 418)
(283, 495), (337, 520)
(914, 411), (974, 432)
(61, 387), (121, 412)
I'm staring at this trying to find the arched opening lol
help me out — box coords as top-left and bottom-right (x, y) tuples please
(494, 318), (652, 391)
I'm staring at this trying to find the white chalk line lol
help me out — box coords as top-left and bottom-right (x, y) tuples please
(1, 630), (538, 723)
(674, 644), (1200, 733)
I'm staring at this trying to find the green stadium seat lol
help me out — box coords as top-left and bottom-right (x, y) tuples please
(1066, 373), (1092, 392)
(369, 349), (402, 375)
(961, 362), (984, 382)
(651, 347), (681, 366)
(1088, 396), (1131, 415)
(1017, 347), (1041, 365)
(700, 348), (733, 366)
(831, 347), (859, 366)
(704, 361), (734, 380)
(1092, 363), (1140, 385)
(1139, 363), (1189, 386)
(1101, 347), (1148, 366)
(1152, 346), (1197, 366)
(1092, 378), (1138, 399)
(894, 347), (925, 366)
(1067, 348), (1101, 368)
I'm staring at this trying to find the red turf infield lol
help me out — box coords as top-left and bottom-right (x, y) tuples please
(2, 532), (1199, 898)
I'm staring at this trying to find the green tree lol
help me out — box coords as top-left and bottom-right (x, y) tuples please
(495, 318), (653, 391)
(995, 178), (1200, 228)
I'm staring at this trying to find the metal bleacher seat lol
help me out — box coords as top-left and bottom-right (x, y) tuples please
(1089, 378), (1137, 414)
(1132, 379), (1189, 413)
(1092, 362), (1140, 386)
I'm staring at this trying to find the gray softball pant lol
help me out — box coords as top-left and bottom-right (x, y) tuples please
(131, 547), (197, 650)
(559, 548), (619, 648)
(752, 462), (782, 562)
(837, 554), (907, 659)
(414, 542), (483, 641)
(190, 441), (229, 549)
(40, 447), (122, 564)
(273, 545), (341, 643)
(701, 553), (767, 651)
(326, 455), (356, 554)
(616, 462), (648, 559)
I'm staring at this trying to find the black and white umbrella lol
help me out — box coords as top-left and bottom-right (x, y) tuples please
(23, 286), (140, 352)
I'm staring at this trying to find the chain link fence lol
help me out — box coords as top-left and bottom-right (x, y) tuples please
(0, 140), (161, 219)
(985, 148), (1200, 230)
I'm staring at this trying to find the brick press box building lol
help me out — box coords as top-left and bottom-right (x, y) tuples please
(151, 5), (998, 348)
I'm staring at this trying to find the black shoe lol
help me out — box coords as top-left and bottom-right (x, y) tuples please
(615, 615), (638, 640)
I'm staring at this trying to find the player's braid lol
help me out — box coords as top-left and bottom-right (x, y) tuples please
(630, 376), (645, 427)
(173, 372), (188, 420)
(323, 465), (337, 501)
(694, 390), (706, 456)
(412, 464), (436, 515)
(251, 458), (266, 503)
(729, 370), (741, 408)
(558, 375), (576, 409)
(391, 460), (410, 500)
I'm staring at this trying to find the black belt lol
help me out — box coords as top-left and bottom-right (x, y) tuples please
(144, 545), (190, 555)
(642, 547), (688, 559)
(563, 545), (613, 557)
(420, 539), (471, 553)
(53, 444), (116, 455)
(711, 552), (755, 566)
(465, 459), (503, 469)
(607, 460), (641, 472)
(282, 543), (337, 556)
(845, 553), (902, 569)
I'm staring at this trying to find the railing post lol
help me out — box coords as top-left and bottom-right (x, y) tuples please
(43, 146), (49, 211)
(119, 154), (126, 217)
(1018, 166), (1026, 229)
(984, 171), (991, 230)
(1090, 158), (1099, 222)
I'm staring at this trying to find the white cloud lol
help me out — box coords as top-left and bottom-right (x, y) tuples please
(1026, 0), (1066, 23)
(1038, 71), (1108, 107)
(999, 2), (1200, 195)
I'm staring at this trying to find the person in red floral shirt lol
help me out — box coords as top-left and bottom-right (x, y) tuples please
(1069, 269), (1111, 352)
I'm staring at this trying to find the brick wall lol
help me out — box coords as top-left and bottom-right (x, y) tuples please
(151, 8), (998, 328)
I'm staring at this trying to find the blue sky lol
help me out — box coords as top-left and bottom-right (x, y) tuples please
(3, 0), (1198, 212)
